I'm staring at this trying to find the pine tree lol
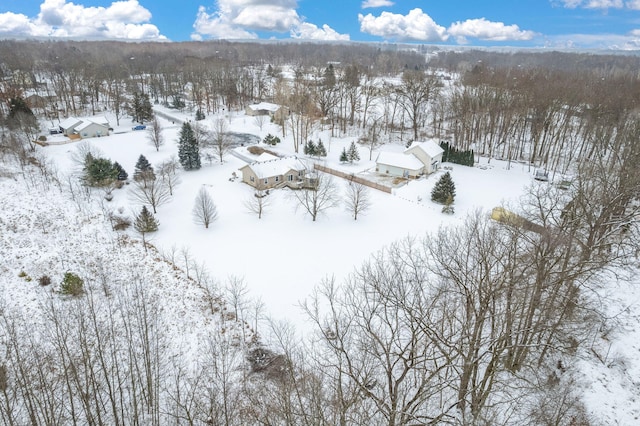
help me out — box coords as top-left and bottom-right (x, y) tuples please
(340, 147), (349, 163)
(85, 157), (118, 187)
(316, 140), (327, 157)
(263, 133), (280, 145)
(347, 141), (360, 163)
(134, 206), (159, 252)
(304, 140), (317, 156)
(195, 109), (205, 121)
(134, 154), (155, 181)
(113, 162), (128, 181)
(132, 92), (153, 123)
(178, 122), (201, 170)
(431, 172), (456, 204)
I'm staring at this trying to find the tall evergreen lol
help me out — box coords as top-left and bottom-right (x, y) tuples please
(347, 141), (360, 163)
(113, 161), (128, 181)
(178, 122), (201, 170)
(431, 172), (456, 204)
(340, 147), (349, 163)
(132, 92), (153, 123)
(134, 154), (154, 181)
(304, 140), (317, 156)
(134, 206), (159, 252)
(316, 140), (327, 157)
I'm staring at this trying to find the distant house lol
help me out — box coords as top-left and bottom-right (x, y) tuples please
(239, 156), (307, 189)
(59, 117), (83, 136)
(245, 102), (288, 122)
(404, 140), (444, 174)
(375, 139), (444, 178)
(58, 116), (110, 138)
(375, 152), (424, 178)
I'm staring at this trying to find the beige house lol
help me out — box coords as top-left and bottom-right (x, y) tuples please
(239, 157), (307, 189)
(245, 102), (289, 122)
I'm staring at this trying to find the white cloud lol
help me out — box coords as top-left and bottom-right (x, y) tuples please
(290, 22), (350, 41)
(361, 0), (394, 8)
(448, 18), (536, 43)
(233, 5), (300, 32)
(191, 5), (257, 40)
(555, 0), (624, 8)
(625, 0), (640, 9)
(192, 0), (341, 41)
(0, 0), (165, 40)
(358, 8), (448, 42)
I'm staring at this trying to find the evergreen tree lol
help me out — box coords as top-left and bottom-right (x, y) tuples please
(134, 154), (155, 181)
(431, 171), (456, 204)
(134, 206), (159, 251)
(8, 97), (34, 119)
(132, 92), (153, 123)
(85, 157), (118, 187)
(178, 122), (201, 170)
(340, 147), (349, 163)
(304, 140), (317, 156)
(113, 162), (128, 181)
(263, 134), (280, 146)
(195, 109), (205, 121)
(441, 194), (455, 214)
(316, 140), (327, 157)
(347, 141), (360, 163)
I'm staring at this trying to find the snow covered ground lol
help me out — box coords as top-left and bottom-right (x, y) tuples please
(2, 106), (639, 424)
(42, 109), (533, 331)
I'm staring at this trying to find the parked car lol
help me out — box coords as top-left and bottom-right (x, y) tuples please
(533, 169), (549, 182)
(132, 125), (147, 131)
(49, 127), (62, 135)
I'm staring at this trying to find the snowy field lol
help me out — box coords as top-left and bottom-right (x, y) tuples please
(7, 107), (638, 425)
(43, 109), (533, 330)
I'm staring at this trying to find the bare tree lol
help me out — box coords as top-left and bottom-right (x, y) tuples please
(344, 181), (371, 220)
(212, 117), (231, 163)
(244, 181), (271, 219)
(129, 177), (171, 214)
(290, 173), (339, 221)
(158, 157), (181, 195)
(253, 114), (267, 132)
(147, 114), (164, 151)
(395, 69), (440, 141)
(192, 186), (218, 228)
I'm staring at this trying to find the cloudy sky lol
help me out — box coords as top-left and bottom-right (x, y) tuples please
(2, 0), (640, 49)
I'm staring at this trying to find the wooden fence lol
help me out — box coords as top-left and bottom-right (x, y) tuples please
(313, 163), (392, 194)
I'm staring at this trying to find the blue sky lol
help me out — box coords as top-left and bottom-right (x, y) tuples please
(2, 0), (640, 50)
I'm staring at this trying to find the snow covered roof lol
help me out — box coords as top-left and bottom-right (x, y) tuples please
(59, 117), (82, 129)
(75, 120), (108, 131)
(247, 102), (280, 112)
(376, 152), (424, 170)
(405, 140), (444, 158)
(89, 116), (110, 126)
(243, 156), (306, 178)
(255, 153), (280, 162)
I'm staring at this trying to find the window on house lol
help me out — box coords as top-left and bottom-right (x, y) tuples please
(288, 174), (293, 181)
(275, 176), (280, 182)
(298, 170), (304, 177)
(250, 176), (255, 182)
(264, 178), (268, 185)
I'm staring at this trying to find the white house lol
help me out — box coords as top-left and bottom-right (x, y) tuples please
(245, 102), (288, 121)
(375, 152), (425, 178)
(58, 116), (111, 138)
(375, 139), (445, 178)
(404, 140), (444, 174)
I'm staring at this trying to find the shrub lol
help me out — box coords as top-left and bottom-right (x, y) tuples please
(38, 275), (52, 286)
(111, 215), (132, 231)
(61, 272), (84, 296)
